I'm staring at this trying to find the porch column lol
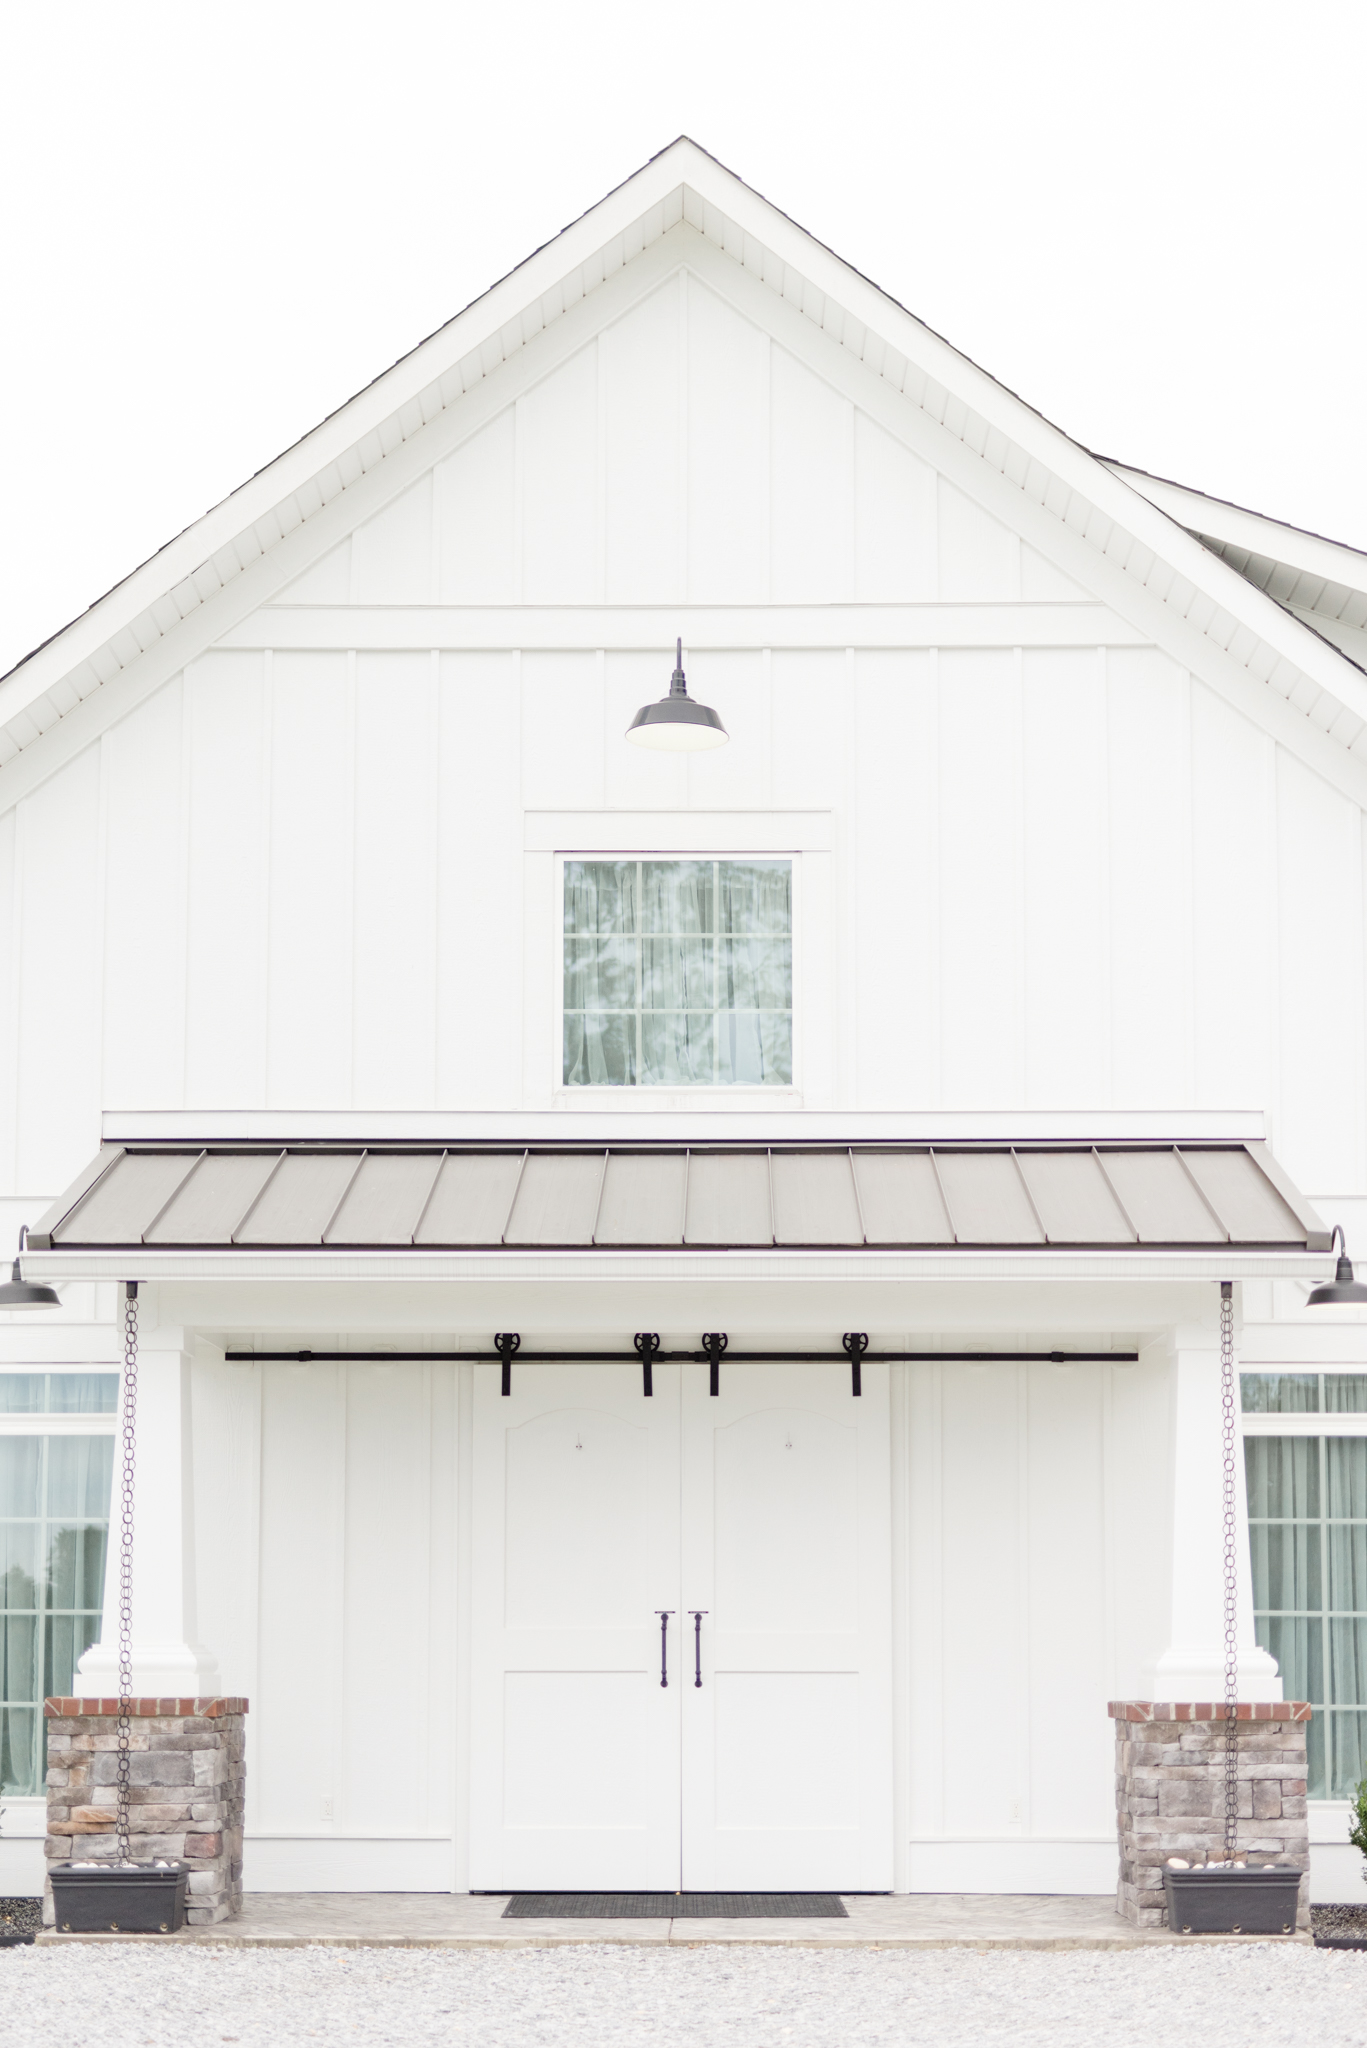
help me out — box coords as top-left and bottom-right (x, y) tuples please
(76, 1327), (221, 1697)
(1146, 1324), (1280, 1702)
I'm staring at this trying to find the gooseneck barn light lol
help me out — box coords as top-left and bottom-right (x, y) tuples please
(1307, 1224), (1367, 1306)
(625, 639), (728, 751)
(0, 1227), (61, 1308)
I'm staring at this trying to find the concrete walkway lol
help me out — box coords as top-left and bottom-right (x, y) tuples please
(37, 1891), (1312, 1948)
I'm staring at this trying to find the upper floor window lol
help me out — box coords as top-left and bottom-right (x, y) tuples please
(563, 859), (792, 1087)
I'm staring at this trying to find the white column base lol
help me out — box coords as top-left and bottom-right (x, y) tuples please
(1144, 1644), (1283, 1703)
(75, 1639), (222, 1697)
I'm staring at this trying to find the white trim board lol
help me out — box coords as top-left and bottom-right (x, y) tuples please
(101, 1109), (1269, 1143)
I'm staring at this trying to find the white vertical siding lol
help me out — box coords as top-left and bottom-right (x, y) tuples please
(2, 253), (1366, 1207)
(267, 651), (353, 1107)
(903, 1356), (1138, 1875)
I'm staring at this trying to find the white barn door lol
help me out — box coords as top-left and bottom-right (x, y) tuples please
(470, 1357), (893, 1892)
(469, 1361), (683, 1890)
(680, 1360), (894, 1891)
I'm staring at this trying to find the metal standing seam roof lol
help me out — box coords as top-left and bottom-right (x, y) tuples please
(28, 1142), (1330, 1252)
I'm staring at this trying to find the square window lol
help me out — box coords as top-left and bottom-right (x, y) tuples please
(562, 859), (793, 1088)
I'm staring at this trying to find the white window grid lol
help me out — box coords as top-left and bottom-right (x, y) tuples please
(1240, 1372), (1367, 1802)
(556, 851), (800, 1093)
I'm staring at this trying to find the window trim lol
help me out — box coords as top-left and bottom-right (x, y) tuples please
(553, 848), (802, 1099)
(0, 1426), (115, 1798)
(1240, 1400), (1367, 1803)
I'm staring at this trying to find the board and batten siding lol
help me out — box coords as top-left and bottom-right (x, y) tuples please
(0, 259), (1361, 1215)
(189, 1347), (1150, 1890)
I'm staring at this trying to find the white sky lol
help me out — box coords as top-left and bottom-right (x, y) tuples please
(2, 0), (1363, 678)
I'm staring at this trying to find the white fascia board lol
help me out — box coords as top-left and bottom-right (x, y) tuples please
(1107, 465), (1367, 604)
(99, 1107), (1268, 1143)
(21, 1249), (1332, 1285)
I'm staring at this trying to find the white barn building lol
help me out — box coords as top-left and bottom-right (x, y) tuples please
(2, 139), (1365, 1907)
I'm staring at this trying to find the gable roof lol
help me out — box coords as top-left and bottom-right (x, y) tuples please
(5, 137), (1367, 811)
(1108, 463), (1367, 674)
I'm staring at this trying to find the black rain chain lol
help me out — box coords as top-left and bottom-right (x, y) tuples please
(1220, 1280), (1239, 1862)
(116, 1281), (140, 1867)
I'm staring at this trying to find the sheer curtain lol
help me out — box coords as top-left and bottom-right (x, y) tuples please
(1246, 1434), (1367, 1798)
(563, 859), (793, 1088)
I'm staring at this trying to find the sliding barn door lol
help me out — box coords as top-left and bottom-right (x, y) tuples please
(679, 1359), (894, 1891)
(469, 1361), (682, 1890)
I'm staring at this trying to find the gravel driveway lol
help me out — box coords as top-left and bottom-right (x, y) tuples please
(2, 1942), (1365, 2048)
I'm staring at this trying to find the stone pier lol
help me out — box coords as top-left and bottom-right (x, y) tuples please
(1109, 1701), (1310, 1928)
(42, 1697), (247, 1927)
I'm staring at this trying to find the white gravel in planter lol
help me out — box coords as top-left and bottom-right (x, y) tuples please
(1, 1941), (1365, 2048)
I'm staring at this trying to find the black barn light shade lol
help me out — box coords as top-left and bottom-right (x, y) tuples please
(1307, 1224), (1367, 1306)
(625, 639), (728, 752)
(0, 1227), (60, 1309)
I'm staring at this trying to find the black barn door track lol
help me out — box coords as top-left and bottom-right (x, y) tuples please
(503, 1893), (847, 1919)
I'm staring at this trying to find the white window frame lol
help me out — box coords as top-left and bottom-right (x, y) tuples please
(1240, 1372), (1367, 1811)
(0, 1373), (118, 1804)
(553, 849), (802, 1101)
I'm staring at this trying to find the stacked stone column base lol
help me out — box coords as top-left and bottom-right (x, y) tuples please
(43, 1697), (247, 1927)
(1109, 1701), (1310, 1928)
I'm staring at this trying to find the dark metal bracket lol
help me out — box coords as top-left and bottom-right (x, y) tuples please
(634, 1331), (661, 1398)
(494, 1331), (520, 1396)
(702, 1331), (728, 1397)
(843, 1330), (869, 1397)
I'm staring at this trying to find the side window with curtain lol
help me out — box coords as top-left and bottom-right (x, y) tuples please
(1245, 1426), (1367, 1799)
(0, 1373), (117, 1797)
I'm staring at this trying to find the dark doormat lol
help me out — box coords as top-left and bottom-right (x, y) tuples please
(503, 1893), (847, 1919)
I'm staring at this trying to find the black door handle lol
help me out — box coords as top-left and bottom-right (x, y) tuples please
(655, 1610), (674, 1687)
(689, 1610), (708, 1687)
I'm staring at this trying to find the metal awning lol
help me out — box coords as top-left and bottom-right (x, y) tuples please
(28, 1141), (1329, 1255)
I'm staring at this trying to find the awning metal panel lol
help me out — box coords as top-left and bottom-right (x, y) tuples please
(53, 1151), (191, 1245)
(771, 1152), (863, 1245)
(234, 1152), (358, 1246)
(595, 1152), (687, 1245)
(28, 1141), (1330, 1255)
(1099, 1150), (1227, 1244)
(935, 1152), (1045, 1245)
(684, 1152), (772, 1245)
(504, 1152), (605, 1245)
(414, 1152), (524, 1245)
(1018, 1151), (1136, 1245)
(1180, 1148), (1303, 1244)
(324, 1153), (439, 1246)
(852, 1152), (953, 1244)
(146, 1151), (278, 1245)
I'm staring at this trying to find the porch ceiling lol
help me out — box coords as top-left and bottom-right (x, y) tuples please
(27, 1140), (1329, 1257)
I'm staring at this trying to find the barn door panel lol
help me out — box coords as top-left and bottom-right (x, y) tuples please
(469, 1361), (682, 1890)
(679, 1360), (894, 1891)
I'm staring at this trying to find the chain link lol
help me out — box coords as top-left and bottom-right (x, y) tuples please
(116, 1283), (139, 1865)
(1220, 1279), (1239, 1861)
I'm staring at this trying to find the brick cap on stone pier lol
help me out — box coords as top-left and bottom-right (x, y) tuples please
(1108, 1700), (1311, 1723)
(43, 1697), (249, 1718)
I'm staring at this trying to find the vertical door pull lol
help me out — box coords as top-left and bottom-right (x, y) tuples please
(655, 1610), (674, 1687)
(689, 1610), (708, 1687)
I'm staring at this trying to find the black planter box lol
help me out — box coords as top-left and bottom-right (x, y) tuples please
(1163, 1865), (1302, 1935)
(50, 1862), (190, 1934)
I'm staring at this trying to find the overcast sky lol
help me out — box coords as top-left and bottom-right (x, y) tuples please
(2, 0), (1362, 678)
